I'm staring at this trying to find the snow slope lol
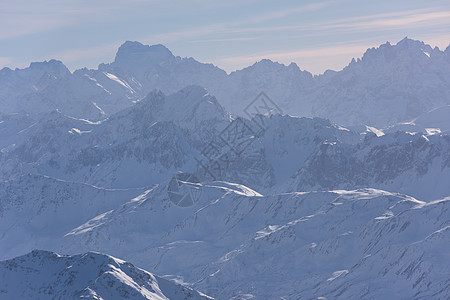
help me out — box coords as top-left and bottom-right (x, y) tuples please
(59, 182), (449, 299)
(0, 174), (144, 260)
(386, 105), (450, 134)
(0, 250), (211, 299)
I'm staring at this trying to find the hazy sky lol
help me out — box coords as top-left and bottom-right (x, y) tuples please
(1, 0), (449, 74)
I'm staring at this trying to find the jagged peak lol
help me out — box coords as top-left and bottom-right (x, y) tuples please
(234, 58), (310, 77)
(229, 59), (285, 73)
(20, 250), (127, 268)
(111, 85), (229, 126)
(171, 84), (209, 99)
(397, 36), (418, 45)
(256, 58), (276, 64)
(10, 59), (71, 78)
(157, 85), (229, 121)
(395, 37), (433, 52)
(445, 44), (450, 53)
(28, 59), (66, 68)
(251, 59), (286, 69)
(114, 41), (174, 65)
(343, 37), (438, 70)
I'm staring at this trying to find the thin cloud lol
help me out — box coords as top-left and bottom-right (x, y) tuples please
(241, 1), (334, 25)
(138, 7), (450, 49)
(220, 8), (450, 36)
(190, 37), (258, 43)
(0, 17), (73, 40)
(141, 1), (335, 44)
(315, 7), (446, 27)
(143, 25), (227, 44)
(322, 11), (450, 31)
(0, 1), (123, 40)
(46, 42), (121, 68)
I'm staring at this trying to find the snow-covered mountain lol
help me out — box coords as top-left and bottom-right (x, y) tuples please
(0, 37), (449, 299)
(0, 250), (212, 299)
(1, 38), (449, 127)
(57, 182), (449, 299)
(1, 87), (449, 200)
(0, 86), (229, 188)
(283, 128), (450, 201)
(0, 59), (125, 121)
(306, 38), (450, 126)
(0, 174), (143, 260)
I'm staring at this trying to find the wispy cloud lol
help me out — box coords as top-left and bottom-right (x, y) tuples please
(219, 8), (450, 36)
(322, 10), (450, 31)
(46, 42), (121, 66)
(191, 37), (258, 43)
(0, 1), (122, 40)
(141, 1), (335, 44)
(240, 1), (334, 25)
(0, 8), (74, 40)
(143, 25), (227, 44)
(135, 6), (450, 52)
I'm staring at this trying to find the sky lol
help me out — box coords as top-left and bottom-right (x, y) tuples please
(0, 0), (449, 75)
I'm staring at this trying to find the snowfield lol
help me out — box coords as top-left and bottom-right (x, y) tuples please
(0, 250), (212, 299)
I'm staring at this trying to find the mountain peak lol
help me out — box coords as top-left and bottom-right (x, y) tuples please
(1, 250), (211, 300)
(355, 37), (435, 66)
(397, 36), (413, 44)
(25, 59), (71, 77)
(114, 41), (174, 65)
(395, 36), (429, 50)
(144, 85), (229, 124)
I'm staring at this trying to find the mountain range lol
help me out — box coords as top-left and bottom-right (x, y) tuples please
(1, 38), (449, 127)
(0, 38), (449, 299)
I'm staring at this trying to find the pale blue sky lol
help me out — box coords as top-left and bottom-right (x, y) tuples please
(1, 0), (449, 74)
